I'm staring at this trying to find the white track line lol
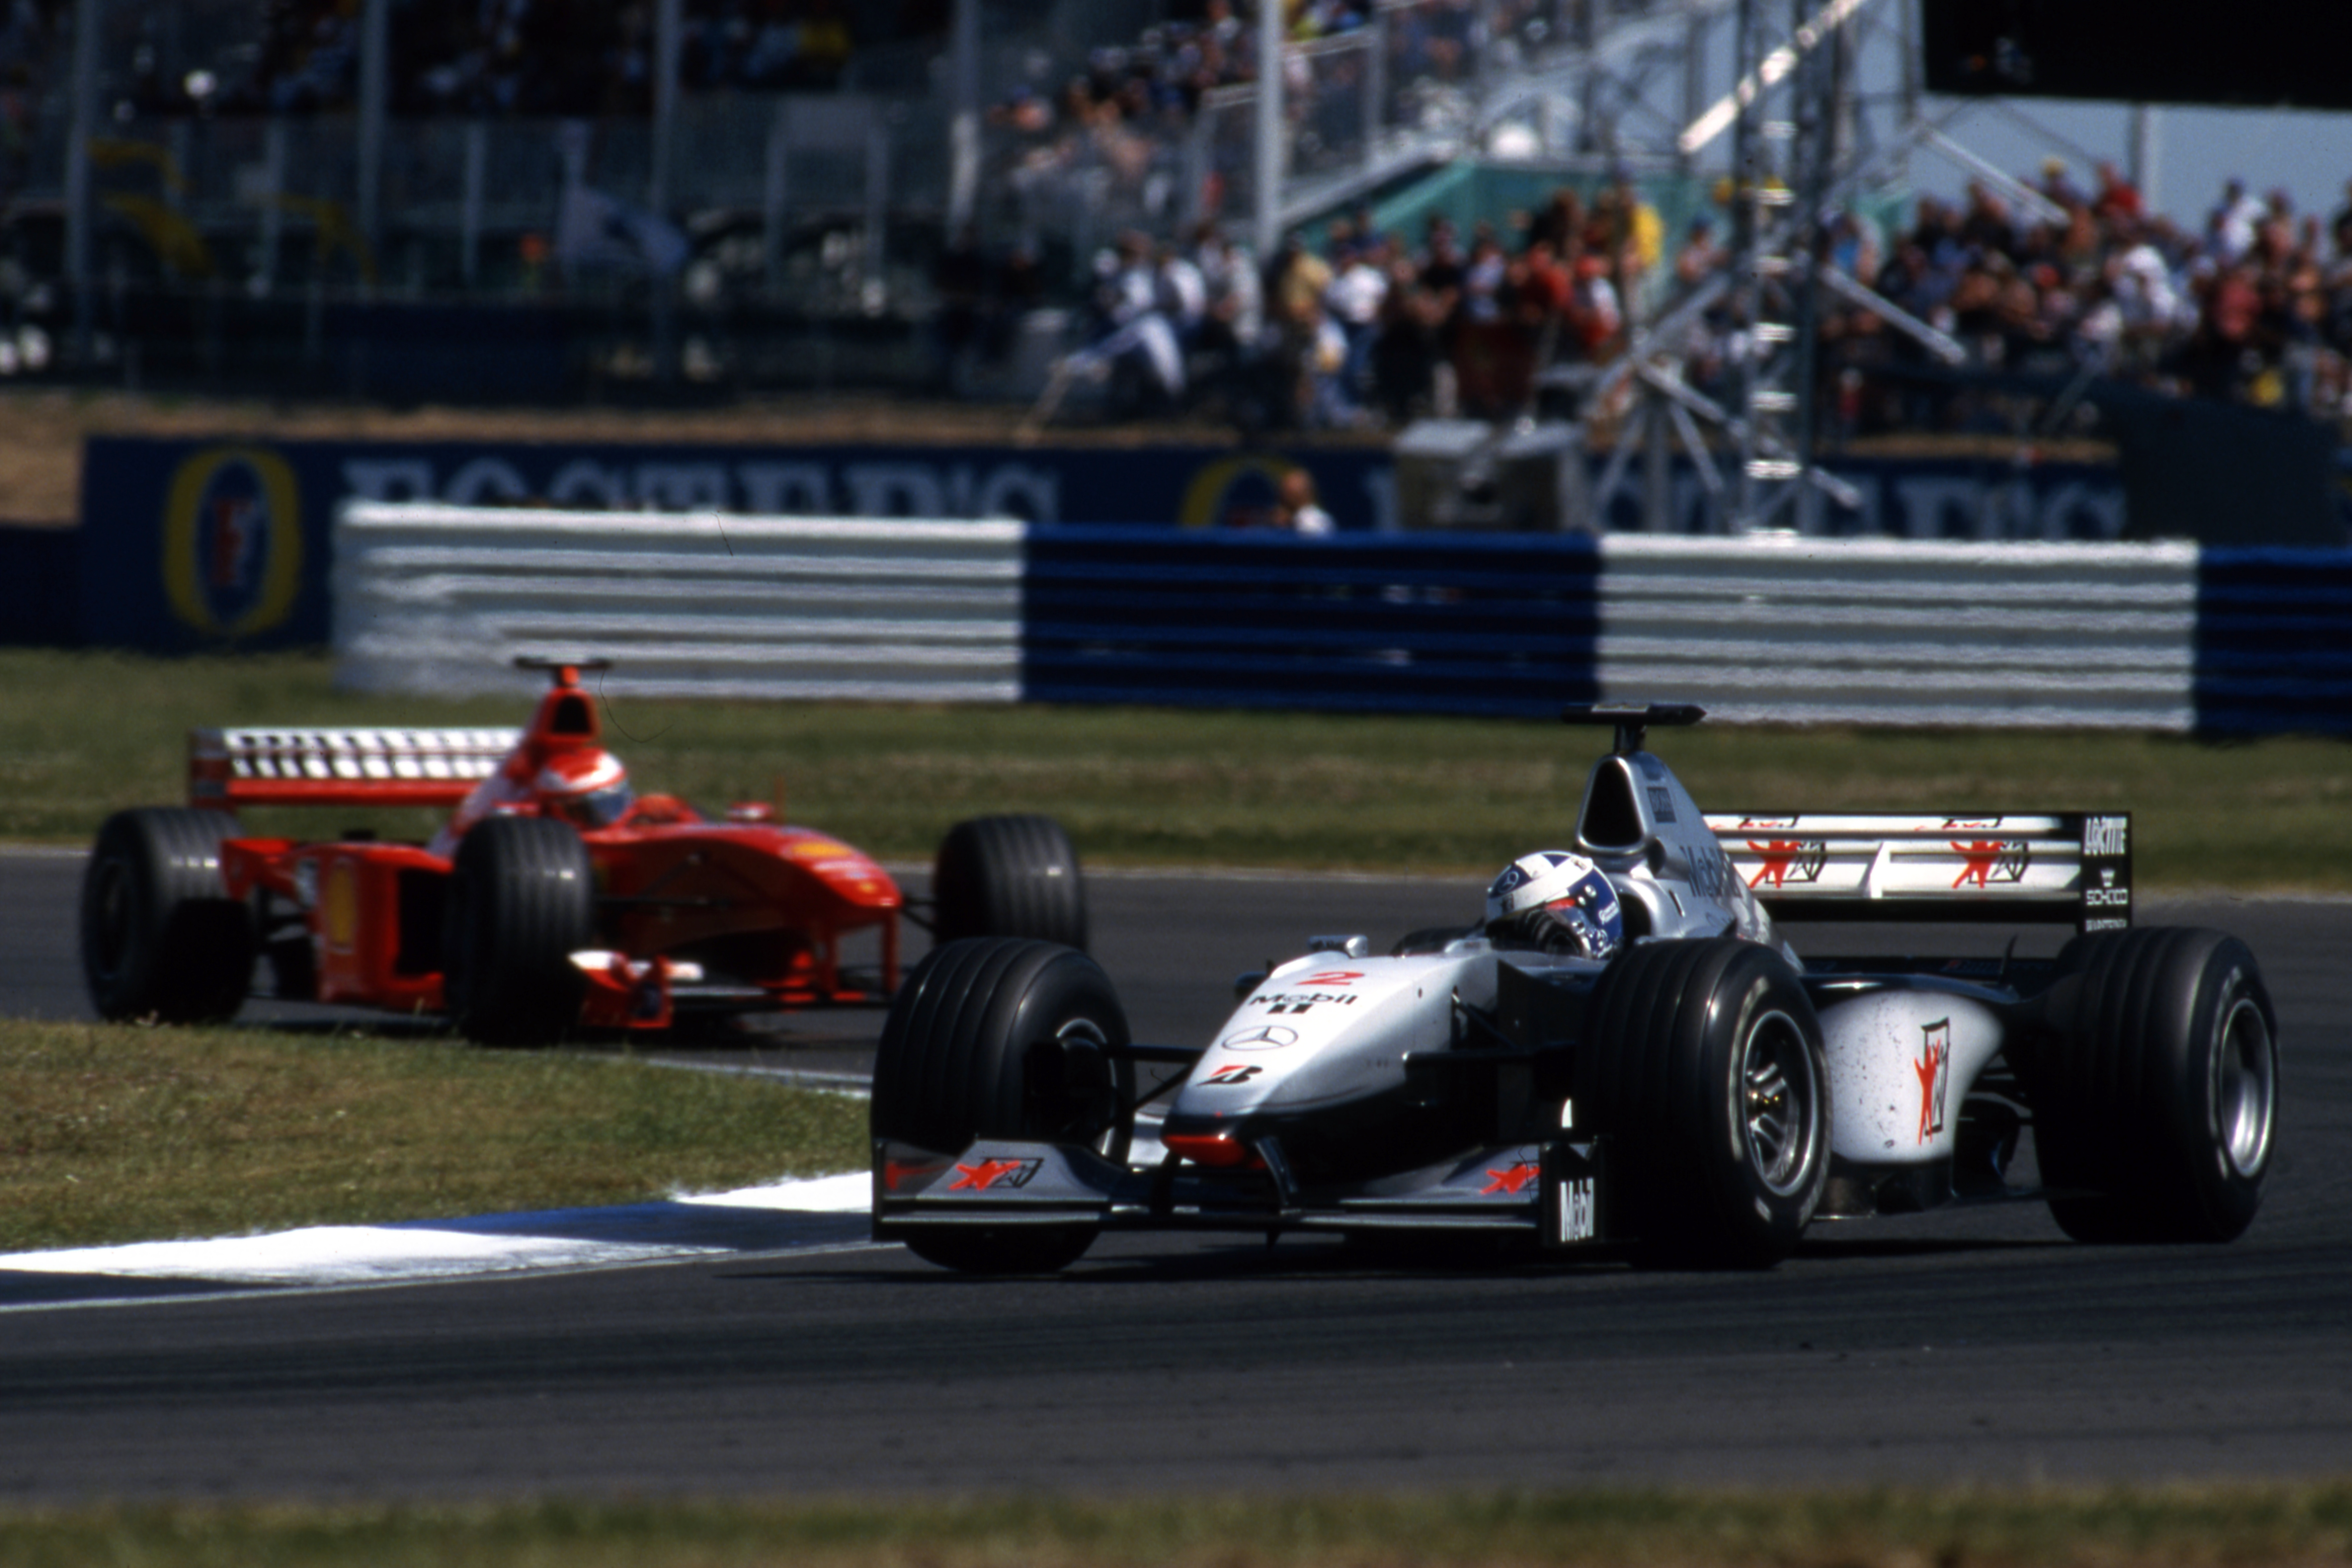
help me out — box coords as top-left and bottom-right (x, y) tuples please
(0, 1172), (873, 1302)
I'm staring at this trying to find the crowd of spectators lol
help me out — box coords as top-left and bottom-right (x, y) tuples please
(1019, 156), (2352, 435)
(1029, 175), (1661, 429)
(1785, 163), (2352, 426)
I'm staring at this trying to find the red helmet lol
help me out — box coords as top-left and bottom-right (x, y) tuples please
(535, 748), (634, 828)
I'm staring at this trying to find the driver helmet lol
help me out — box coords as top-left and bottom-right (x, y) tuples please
(1484, 850), (1623, 959)
(536, 748), (635, 829)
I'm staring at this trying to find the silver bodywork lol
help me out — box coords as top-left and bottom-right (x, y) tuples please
(875, 716), (2139, 1248)
(1153, 745), (1973, 1185)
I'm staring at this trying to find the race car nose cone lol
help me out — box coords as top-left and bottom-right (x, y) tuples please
(1161, 1129), (1253, 1167)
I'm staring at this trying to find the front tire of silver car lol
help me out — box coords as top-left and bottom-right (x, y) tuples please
(1582, 938), (1829, 1269)
(870, 937), (1133, 1274)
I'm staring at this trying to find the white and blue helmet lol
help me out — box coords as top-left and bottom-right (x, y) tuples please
(1484, 850), (1624, 959)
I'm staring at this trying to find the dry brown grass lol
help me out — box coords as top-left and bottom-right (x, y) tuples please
(5, 649), (2351, 888)
(0, 1017), (866, 1252)
(0, 1488), (2348, 1568)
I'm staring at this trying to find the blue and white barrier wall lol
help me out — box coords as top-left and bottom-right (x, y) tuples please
(330, 503), (2337, 736)
(78, 434), (2158, 654)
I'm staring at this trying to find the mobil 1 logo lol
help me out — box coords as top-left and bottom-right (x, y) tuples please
(1541, 1144), (1603, 1248)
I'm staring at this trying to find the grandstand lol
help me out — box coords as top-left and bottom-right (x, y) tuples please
(0, 0), (2341, 543)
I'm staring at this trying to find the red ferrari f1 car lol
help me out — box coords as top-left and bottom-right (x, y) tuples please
(79, 659), (1086, 1044)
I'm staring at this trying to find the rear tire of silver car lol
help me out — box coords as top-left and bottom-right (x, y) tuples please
(79, 807), (255, 1024)
(443, 816), (594, 1047)
(932, 815), (1088, 951)
(2026, 927), (2278, 1244)
(872, 936), (1132, 1274)
(1583, 938), (1829, 1270)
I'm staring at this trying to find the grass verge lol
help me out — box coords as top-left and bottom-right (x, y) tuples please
(0, 1488), (2350, 1567)
(0, 1017), (865, 1253)
(2, 651), (2350, 889)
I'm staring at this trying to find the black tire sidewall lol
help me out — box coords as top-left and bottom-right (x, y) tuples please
(872, 936), (1131, 1274)
(873, 936), (1131, 1155)
(2035, 927), (2277, 1243)
(443, 815), (595, 1045)
(79, 807), (251, 1023)
(1585, 938), (1828, 1268)
(931, 815), (1087, 950)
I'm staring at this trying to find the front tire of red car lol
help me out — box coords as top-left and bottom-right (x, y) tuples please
(443, 815), (593, 1047)
(79, 807), (254, 1024)
(932, 815), (1088, 951)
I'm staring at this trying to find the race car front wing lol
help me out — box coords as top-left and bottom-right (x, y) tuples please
(872, 1135), (1623, 1250)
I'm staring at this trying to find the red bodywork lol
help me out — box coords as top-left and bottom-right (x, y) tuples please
(193, 665), (901, 1029)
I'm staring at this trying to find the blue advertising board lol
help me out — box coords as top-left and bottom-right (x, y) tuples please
(76, 436), (1397, 651)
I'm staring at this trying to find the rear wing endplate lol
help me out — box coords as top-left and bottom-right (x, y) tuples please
(1704, 812), (2132, 935)
(190, 727), (523, 810)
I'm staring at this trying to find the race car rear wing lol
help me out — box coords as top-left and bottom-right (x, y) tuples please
(1704, 812), (2132, 935)
(189, 727), (523, 810)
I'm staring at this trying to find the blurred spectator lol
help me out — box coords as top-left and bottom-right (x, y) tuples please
(1190, 222), (1262, 399)
(1065, 229), (1186, 415)
(1324, 236), (1389, 406)
(1272, 468), (1336, 535)
(2092, 161), (2143, 225)
(2210, 178), (2266, 266)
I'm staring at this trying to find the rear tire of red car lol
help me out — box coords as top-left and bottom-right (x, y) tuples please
(443, 815), (594, 1047)
(871, 936), (1132, 1274)
(1582, 938), (1830, 1270)
(932, 815), (1087, 951)
(79, 807), (255, 1024)
(2024, 927), (2278, 1244)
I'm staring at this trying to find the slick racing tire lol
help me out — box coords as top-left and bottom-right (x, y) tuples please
(871, 937), (1132, 1274)
(932, 815), (1088, 951)
(2025, 927), (2278, 1244)
(80, 807), (255, 1024)
(1583, 938), (1829, 1270)
(443, 815), (595, 1047)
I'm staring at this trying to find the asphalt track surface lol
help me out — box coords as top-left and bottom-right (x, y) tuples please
(2, 846), (2349, 1500)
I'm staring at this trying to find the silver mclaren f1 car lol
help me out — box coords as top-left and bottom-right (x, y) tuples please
(870, 704), (2278, 1273)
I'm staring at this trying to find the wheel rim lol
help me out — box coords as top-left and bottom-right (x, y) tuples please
(2212, 995), (2276, 1179)
(1052, 1018), (1126, 1158)
(1740, 1008), (1820, 1198)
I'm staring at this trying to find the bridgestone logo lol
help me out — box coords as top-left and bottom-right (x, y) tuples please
(2083, 816), (2128, 857)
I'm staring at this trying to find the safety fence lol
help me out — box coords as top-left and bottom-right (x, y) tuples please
(331, 503), (2343, 735)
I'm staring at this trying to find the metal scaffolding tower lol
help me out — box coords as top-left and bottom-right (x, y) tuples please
(1564, 0), (2018, 534)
